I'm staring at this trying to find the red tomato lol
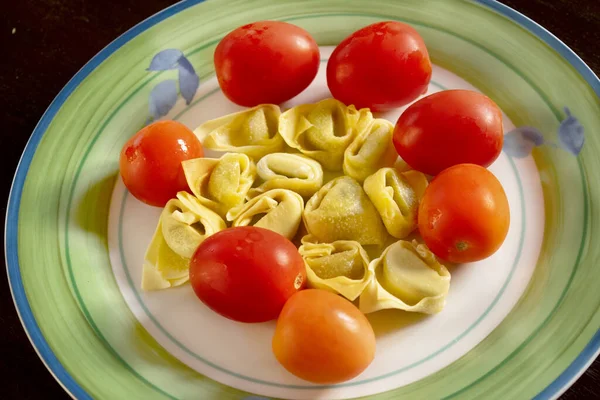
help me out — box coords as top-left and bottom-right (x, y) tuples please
(327, 21), (431, 111)
(189, 227), (306, 323)
(418, 164), (510, 263)
(272, 289), (376, 384)
(214, 21), (320, 106)
(393, 90), (504, 176)
(119, 120), (203, 207)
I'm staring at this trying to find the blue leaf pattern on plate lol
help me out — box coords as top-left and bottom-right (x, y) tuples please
(149, 79), (178, 119)
(558, 107), (585, 156)
(518, 126), (545, 146)
(503, 126), (545, 158)
(147, 49), (183, 71)
(178, 56), (200, 105)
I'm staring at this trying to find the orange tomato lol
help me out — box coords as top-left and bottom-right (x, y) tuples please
(272, 289), (376, 384)
(418, 164), (510, 263)
(119, 120), (203, 207)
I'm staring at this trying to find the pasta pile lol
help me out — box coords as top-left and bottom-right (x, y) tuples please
(142, 99), (451, 315)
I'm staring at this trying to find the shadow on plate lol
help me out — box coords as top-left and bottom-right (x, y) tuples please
(366, 309), (428, 338)
(75, 172), (118, 241)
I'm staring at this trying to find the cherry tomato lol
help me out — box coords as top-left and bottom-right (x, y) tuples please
(327, 21), (431, 111)
(214, 21), (320, 107)
(393, 90), (504, 176)
(189, 227), (306, 323)
(272, 289), (376, 384)
(119, 120), (203, 207)
(418, 164), (510, 263)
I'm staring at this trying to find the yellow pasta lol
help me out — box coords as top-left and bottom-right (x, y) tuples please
(226, 189), (304, 239)
(279, 98), (372, 170)
(359, 240), (450, 314)
(182, 153), (256, 217)
(141, 192), (227, 291)
(401, 169), (429, 200)
(363, 168), (428, 239)
(303, 176), (387, 246)
(142, 98), (448, 306)
(142, 222), (190, 291)
(193, 104), (284, 159)
(299, 235), (373, 301)
(248, 153), (324, 198)
(343, 118), (398, 182)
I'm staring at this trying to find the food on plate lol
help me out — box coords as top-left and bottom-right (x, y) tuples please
(299, 236), (373, 301)
(119, 120), (203, 207)
(401, 169), (429, 200)
(418, 163), (510, 263)
(182, 153), (256, 217)
(359, 240), (450, 314)
(327, 21), (432, 111)
(161, 192), (227, 258)
(125, 28), (518, 381)
(393, 90), (504, 175)
(131, 86), (508, 365)
(343, 118), (398, 182)
(214, 21), (320, 106)
(303, 176), (387, 246)
(142, 221), (190, 291)
(363, 168), (427, 239)
(279, 98), (372, 170)
(226, 189), (304, 239)
(272, 289), (376, 384)
(142, 192), (226, 291)
(248, 153), (324, 198)
(189, 226), (306, 323)
(193, 104), (284, 159)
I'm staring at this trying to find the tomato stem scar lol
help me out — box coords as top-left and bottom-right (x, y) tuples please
(456, 241), (469, 251)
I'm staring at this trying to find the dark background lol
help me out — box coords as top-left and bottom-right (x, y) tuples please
(2, 0), (599, 398)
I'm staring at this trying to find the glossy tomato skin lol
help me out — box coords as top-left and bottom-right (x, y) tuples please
(418, 164), (510, 263)
(214, 21), (320, 106)
(327, 21), (431, 111)
(189, 227), (306, 323)
(393, 90), (504, 176)
(272, 289), (376, 384)
(119, 120), (203, 207)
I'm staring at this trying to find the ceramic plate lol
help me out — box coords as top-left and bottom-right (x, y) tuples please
(6, 1), (600, 399)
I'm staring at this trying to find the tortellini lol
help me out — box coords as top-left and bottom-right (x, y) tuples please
(193, 104), (284, 159)
(162, 192), (228, 258)
(182, 153), (256, 217)
(304, 176), (387, 246)
(141, 99), (455, 315)
(402, 169), (429, 200)
(299, 236), (373, 301)
(359, 240), (451, 314)
(279, 98), (372, 170)
(343, 118), (398, 182)
(363, 168), (428, 239)
(248, 153), (324, 198)
(142, 192), (227, 291)
(226, 189), (304, 239)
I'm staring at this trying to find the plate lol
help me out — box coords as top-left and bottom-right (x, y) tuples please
(6, 1), (600, 399)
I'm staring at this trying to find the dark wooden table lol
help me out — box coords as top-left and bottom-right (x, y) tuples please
(2, 1), (599, 398)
